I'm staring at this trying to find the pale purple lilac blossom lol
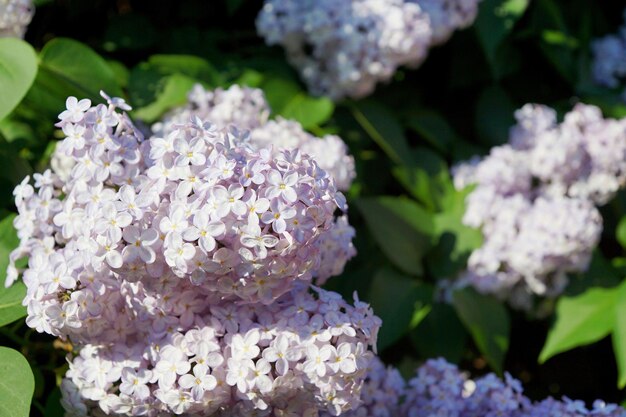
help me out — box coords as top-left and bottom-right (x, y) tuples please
(0, 0), (33, 38)
(153, 83), (357, 193)
(327, 357), (626, 417)
(9, 93), (377, 416)
(452, 103), (626, 308)
(256, 0), (480, 100)
(591, 10), (626, 102)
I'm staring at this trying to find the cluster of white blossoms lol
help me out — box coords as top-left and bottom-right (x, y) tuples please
(0, 0), (33, 37)
(60, 284), (381, 416)
(8, 92), (378, 416)
(453, 103), (626, 308)
(153, 84), (357, 192)
(326, 357), (626, 417)
(591, 10), (626, 102)
(256, 0), (481, 100)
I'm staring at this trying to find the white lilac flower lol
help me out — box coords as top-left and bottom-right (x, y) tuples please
(59, 285), (380, 416)
(0, 0), (34, 38)
(452, 103), (626, 308)
(321, 357), (626, 417)
(9, 92), (376, 416)
(256, 0), (480, 100)
(154, 84), (357, 192)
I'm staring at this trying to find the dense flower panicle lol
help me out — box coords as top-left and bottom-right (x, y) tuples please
(8, 93), (377, 416)
(9, 92), (356, 340)
(59, 285), (381, 416)
(0, 0), (33, 37)
(256, 0), (480, 100)
(154, 84), (357, 192)
(452, 103), (626, 308)
(591, 10), (626, 102)
(309, 357), (626, 416)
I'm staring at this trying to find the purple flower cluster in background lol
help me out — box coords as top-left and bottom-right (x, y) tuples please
(256, 0), (481, 100)
(0, 0), (34, 38)
(592, 10), (626, 102)
(333, 357), (626, 417)
(453, 104), (626, 309)
(7, 92), (379, 416)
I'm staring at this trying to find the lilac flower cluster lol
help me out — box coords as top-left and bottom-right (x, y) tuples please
(333, 357), (626, 417)
(0, 0), (34, 38)
(8, 92), (379, 416)
(591, 10), (626, 102)
(60, 285), (381, 416)
(154, 84), (357, 192)
(256, 0), (480, 99)
(452, 103), (626, 308)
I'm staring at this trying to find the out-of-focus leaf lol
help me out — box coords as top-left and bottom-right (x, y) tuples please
(453, 288), (510, 374)
(351, 101), (414, 167)
(369, 268), (433, 351)
(0, 38), (37, 121)
(411, 303), (468, 363)
(0, 347), (34, 417)
(0, 282), (26, 328)
(107, 60), (130, 88)
(44, 388), (64, 417)
(226, 0), (246, 15)
(406, 111), (459, 155)
(613, 283), (626, 388)
(133, 74), (197, 122)
(393, 147), (451, 211)
(356, 197), (434, 276)
(539, 285), (619, 363)
(38, 38), (123, 99)
(103, 14), (158, 51)
(475, 85), (516, 146)
(148, 55), (222, 86)
(475, 0), (529, 76)
(24, 38), (122, 118)
(262, 77), (334, 128)
(617, 217), (626, 250)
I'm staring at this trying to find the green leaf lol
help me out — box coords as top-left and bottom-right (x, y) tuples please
(475, 85), (516, 146)
(147, 55), (222, 86)
(261, 78), (334, 128)
(0, 214), (26, 328)
(0, 281), (26, 328)
(0, 38), (37, 121)
(368, 268), (433, 351)
(617, 217), (626, 250)
(475, 0), (529, 75)
(406, 111), (459, 155)
(24, 38), (122, 118)
(43, 388), (64, 417)
(351, 101), (414, 167)
(38, 38), (123, 99)
(0, 347), (34, 417)
(453, 288), (510, 374)
(133, 74), (197, 122)
(281, 95), (334, 129)
(539, 285), (619, 363)
(226, 0), (246, 15)
(356, 197), (434, 276)
(613, 283), (626, 388)
(411, 302), (468, 363)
